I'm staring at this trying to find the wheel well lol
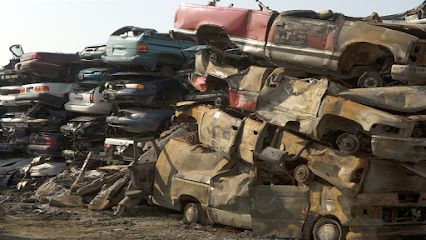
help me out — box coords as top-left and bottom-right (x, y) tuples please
(196, 24), (235, 50)
(338, 42), (394, 74)
(179, 195), (200, 210)
(316, 114), (364, 140)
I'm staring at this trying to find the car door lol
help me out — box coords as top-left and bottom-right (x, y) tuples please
(268, 13), (340, 71)
(249, 185), (310, 238)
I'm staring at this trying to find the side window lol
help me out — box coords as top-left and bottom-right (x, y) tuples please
(273, 16), (337, 51)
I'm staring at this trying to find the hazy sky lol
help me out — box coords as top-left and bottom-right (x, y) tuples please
(0, 0), (422, 66)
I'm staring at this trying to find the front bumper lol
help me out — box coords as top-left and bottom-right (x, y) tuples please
(392, 64), (426, 84)
(371, 135), (426, 162)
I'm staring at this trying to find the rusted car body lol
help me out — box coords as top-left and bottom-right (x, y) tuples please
(152, 104), (426, 240)
(192, 52), (426, 159)
(15, 52), (82, 81)
(382, 1), (426, 24)
(175, 4), (426, 87)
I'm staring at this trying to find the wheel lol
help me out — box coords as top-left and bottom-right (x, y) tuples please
(313, 218), (346, 240)
(336, 133), (360, 155)
(209, 52), (222, 65)
(357, 72), (384, 88)
(183, 202), (205, 224)
(294, 164), (315, 184)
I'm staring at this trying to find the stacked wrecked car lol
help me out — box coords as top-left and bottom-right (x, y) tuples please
(2, 1), (426, 240)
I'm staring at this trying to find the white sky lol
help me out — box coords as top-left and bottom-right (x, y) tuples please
(0, 0), (422, 66)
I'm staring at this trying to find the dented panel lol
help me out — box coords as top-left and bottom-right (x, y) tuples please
(250, 185), (309, 238)
(371, 135), (426, 162)
(236, 118), (267, 164)
(279, 131), (367, 196)
(152, 139), (231, 210)
(329, 84), (426, 113)
(198, 108), (243, 155)
(256, 74), (329, 135)
(316, 95), (414, 138)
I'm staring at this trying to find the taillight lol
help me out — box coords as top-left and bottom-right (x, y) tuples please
(104, 143), (111, 151)
(137, 43), (149, 53)
(89, 92), (94, 103)
(45, 139), (56, 146)
(34, 86), (49, 92)
(19, 88), (25, 94)
(136, 84), (145, 89)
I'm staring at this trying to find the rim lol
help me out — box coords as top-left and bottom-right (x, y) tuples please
(314, 219), (343, 240)
(184, 204), (199, 223)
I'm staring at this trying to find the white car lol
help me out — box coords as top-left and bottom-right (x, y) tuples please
(19, 82), (79, 97)
(65, 85), (112, 115)
(15, 82), (78, 108)
(0, 86), (21, 107)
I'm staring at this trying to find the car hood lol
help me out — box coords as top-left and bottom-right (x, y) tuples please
(369, 22), (426, 39)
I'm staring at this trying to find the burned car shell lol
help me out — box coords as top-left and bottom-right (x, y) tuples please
(174, 4), (426, 86)
(106, 108), (173, 134)
(194, 57), (425, 161)
(160, 104), (426, 239)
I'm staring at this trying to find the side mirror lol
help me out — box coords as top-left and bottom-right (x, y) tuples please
(10, 44), (24, 58)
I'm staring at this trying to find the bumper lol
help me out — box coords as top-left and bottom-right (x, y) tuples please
(15, 93), (67, 108)
(64, 102), (112, 115)
(0, 94), (17, 107)
(391, 64), (426, 84)
(102, 55), (156, 69)
(27, 144), (63, 157)
(371, 135), (426, 163)
(106, 117), (151, 133)
(103, 89), (156, 105)
(347, 225), (426, 240)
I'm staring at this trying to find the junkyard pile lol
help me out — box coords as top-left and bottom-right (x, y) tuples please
(1, 1), (426, 240)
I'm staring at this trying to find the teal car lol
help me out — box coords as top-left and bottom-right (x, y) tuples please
(79, 44), (106, 63)
(77, 67), (119, 85)
(102, 26), (196, 72)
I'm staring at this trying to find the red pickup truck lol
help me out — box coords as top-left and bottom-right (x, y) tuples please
(174, 3), (426, 87)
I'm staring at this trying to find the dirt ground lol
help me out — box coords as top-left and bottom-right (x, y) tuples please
(0, 190), (263, 240)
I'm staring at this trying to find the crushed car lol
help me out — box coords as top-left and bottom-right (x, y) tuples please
(102, 26), (196, 73)
(14, 49), (82, 82)
(106, 108), (173, 135)
(147, 103), (426, 240)
(174, 2), (426, 87)
(102, 72), (184, 108)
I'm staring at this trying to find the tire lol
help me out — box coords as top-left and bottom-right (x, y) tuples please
(336, 133), (360, 155)
(357, 72), (384, 88)
(183, 202), (208, 225)
(312, 218), (346, 240)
